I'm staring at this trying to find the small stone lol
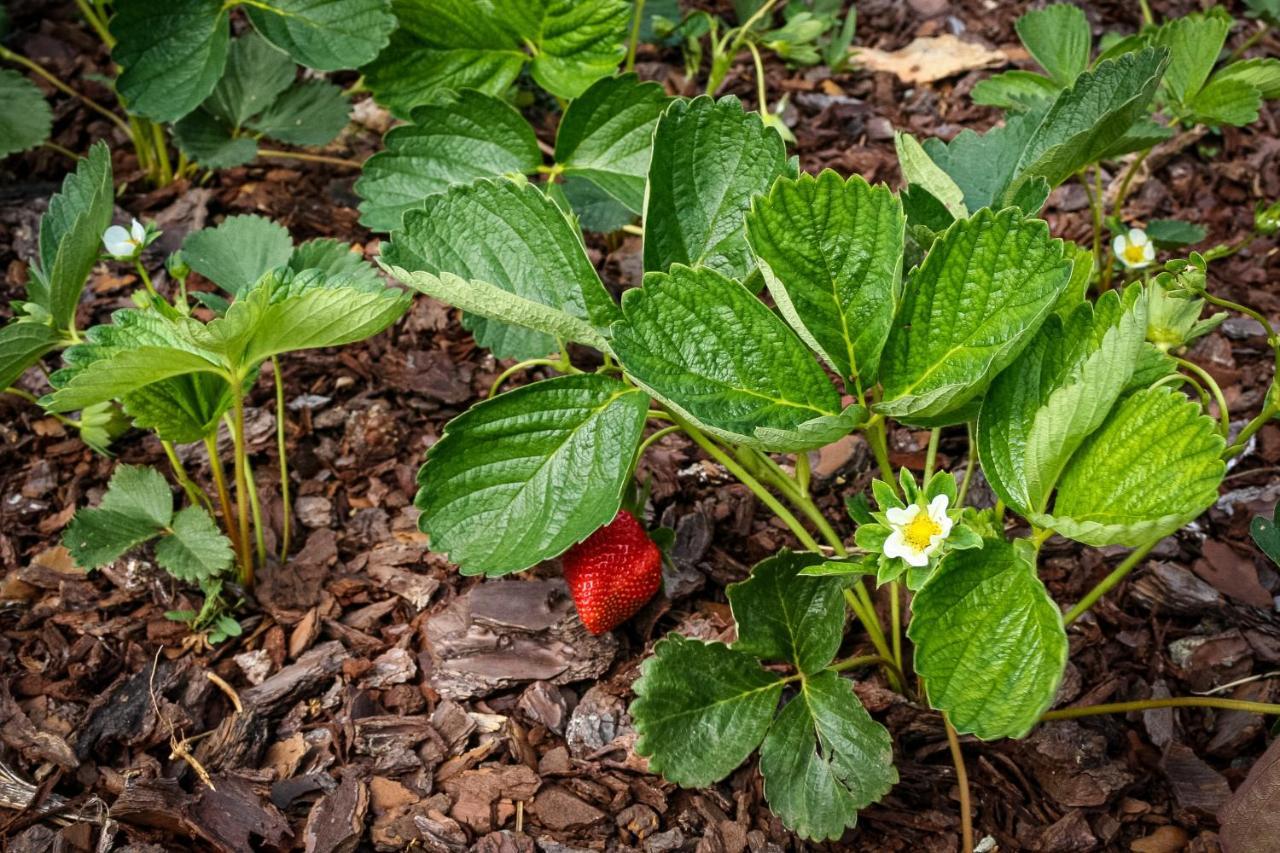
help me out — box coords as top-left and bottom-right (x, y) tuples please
(565, 685), (631, 758)
(1222, 316), (1266, 340)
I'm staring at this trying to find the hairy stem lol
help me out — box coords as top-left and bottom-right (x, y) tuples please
(0, 45), (131, 134)
(206, 433), (245, 576)
(1062, 538), (1159, 625)
(162, 440), (212, 513)
(1042, 695), (1280, 721)
(636, 424), (680, 456)
(867, 417), (899, 495)
(489, 357), (561, 398)
(1174, 357), (1230, 436)
(923, 427), (941, 481)
(944, 714), (974, 853)
(272, 358), (292, 561)
(625, 0), (645, 71)
(889, 580), (904, 677)
(957, 422), (977, 506)
(229, 398), (254, 587)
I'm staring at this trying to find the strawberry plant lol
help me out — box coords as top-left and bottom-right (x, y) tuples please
(380, 69), (1280, 838)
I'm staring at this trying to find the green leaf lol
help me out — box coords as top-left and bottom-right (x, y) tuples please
(289, 238), (381, 287)
(908, 539), (1067, 740)
(154, 506), (234, 583)
(247, 80), (349, 145)
(172, 110), (259, 169)
(64, 464), (174, 569)
(121, 373), (234, 443)
(415, 374), (648, 576)
(759, 670), (896, 841)
(0, 69), (52, 158)
(355, 90), (541, 232)
(182, 215), (294, 295)
(643, 96), (787, 280)
(971, 70), (1062, 111)
(528, 0), (631, 98)
(558, 175), (636, 232)
(45, 345), (226, 413)
(632, 635), (783, 787)
(362, 0), (526, 117)
(244, 0), (395, 71)
(205, 32), (296, 128)
(978, 289), (1148, 517)
(611, 265), (844, 451)
(1189, 78), (1263, 127)
(34, 142), (114, 329)
(920, 112), (1040, 215)
(1032, 386), (1226, 546)
(894, 132), (967, 219)
(1144, 218), (1207, 248)
(1015, 3), (1091, 87)
(1152, 8), (1231, 106)
(383, 179), (619, 358)
(77, 401), (131, 456)
(877, 208), (1072, 424)
(728, 551), (846, 674)
(1212, 58), (1280, 100)
(746, 170), (904, 384)
(111, 0), (230, 122)
(1251, 506), (1280, 565)
(0, 320), (59, 390)
(554, 73), (670, 213)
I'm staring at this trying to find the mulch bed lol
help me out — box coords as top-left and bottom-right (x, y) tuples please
(2, 1), (1279, 850)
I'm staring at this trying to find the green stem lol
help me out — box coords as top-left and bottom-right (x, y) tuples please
(134, 260), (158, 298)
(149, 120), (173, 186)
(1042, 695), (1280, 721)
(746, 40), (770, 115)
(867, 417), (899, 495)
(162, 440), (213, 513)
(2, 387), (77, 428)
(1223, 403), (1278, 459)
(1198, 291), (1277, 342)
(889, 580), (904, 676)
(244, 448), (267, 569)
(843, 589), (902, 692)
(1062, 538), (1159, 625)
(944, 713), (974, 853)
(1226, 23), (1270, 63)
(730, 0), (780, 51)
(625, 0), (645, 72)
(206, 433), (245, 577)
(795, 450), (811, 494)
(230, 397), (255, 587)
(1112, 149), (1150, 219)
(1174, 356), (1230, 436)
(489, 357), (561, 398)
(923, 427), (941, 481)
(0, 45), (131, 134)
(42, 141), (79, 161)
(636, 424), (680, 456)
(675, 416), (824, 553)
(1078, 169), (1103, 281)
(830, 654), (893, 673)
(957, 422), (977, 506)
(256, 148), (362, 169)
(1137, 0), (1154, 27)
(74, 0), (115, 46)
(272, 357), (292, 561)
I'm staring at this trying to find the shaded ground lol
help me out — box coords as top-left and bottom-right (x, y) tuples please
(2, 1), (1280, 850)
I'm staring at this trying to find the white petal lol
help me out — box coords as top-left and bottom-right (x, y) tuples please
(1127, 228), (1149, 246)
(934, 512), (954, 538)
(928, 494), (950, 517)
(1112, 234), (1127, 257)
(919, 538), (942, 560)
(885, 505), (917, 526)
(129, 219), (146, 242)
(883, 530), (912, 561)
(1142, 242), (1156, 262)
(102, 225), (133, 257)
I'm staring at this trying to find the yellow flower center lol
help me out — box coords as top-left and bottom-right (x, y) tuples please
(903, 512), (942, 552)
(1123, 242), (1147, 264)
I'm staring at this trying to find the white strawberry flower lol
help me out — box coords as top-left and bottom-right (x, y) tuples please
(1113, 227), (1155, 270)
(883, 494), (953, 567)
(102, 218), (146, 260)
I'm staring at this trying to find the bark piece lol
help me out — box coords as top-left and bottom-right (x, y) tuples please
(303, 772), (368, 853)
(1220, 735), (1280, 852)
(530, 784), (606, 832)
(439, 764), (539, 833)
(1162, 742), (1231, 816)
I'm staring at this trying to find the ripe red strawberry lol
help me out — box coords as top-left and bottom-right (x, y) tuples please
(562, 510), (662, 634)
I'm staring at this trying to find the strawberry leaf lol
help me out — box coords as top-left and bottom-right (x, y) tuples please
(0, 69), (51, 158)
(759, 670), (897, 840)
(632, 636), (783, 787)
(728, 551), (846, 674)
(416, 374), (649, 576)
(909, 539), (1067, 739)
(611, 265), (845, 451)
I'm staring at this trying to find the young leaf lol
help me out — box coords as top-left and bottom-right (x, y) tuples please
(746, 170), (904, 384)
(1032, 386), (1226, 546)
(1252, 505), (1280, 565)
(205, 32), (296, 129)
(610, 265), (844, 451)
(121, 374), (235, 444)
(971, 70), (1061, 111)
(172, 110), (259, 169)
(728, 551), (845, 674)
(0, 320), (60, 390)
(877, 208), (1072, 424)
(154, 506), (235, 583)
(383, 179), (620, 358)
(894, 132), (967, 218)
(1189, 78), (1263, 127)
(1211, 58), (1280, 100)
(759, 670), (897, 841)
(643, 96), (787, 280)
(63, 465), (174, 569)
(908, 539), (1067, 740)
(1015, 3), (1091, 87)
(289, 239), (382, 288)
(246, 80), (349, 145)
(978, 289), (1148, 518)
(45, 346), (226, 413)
(556, 176), (636, 232)
(415, 374), (648, 576)
(34, 143), (114, 330)
(355, 90), (542, 232)
(0, 69), (52, 158)
(632, 635), (783, 787)
(243, 0), (395, 71)
(111, 0), (230, 122)
(1152, 8), (1231, 106)
(526, 0), (631, 98)
(554, 73), (671, 214)
(182, 215), (294, 295)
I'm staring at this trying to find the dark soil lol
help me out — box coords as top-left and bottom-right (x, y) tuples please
(2, 1), (1280, 851)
